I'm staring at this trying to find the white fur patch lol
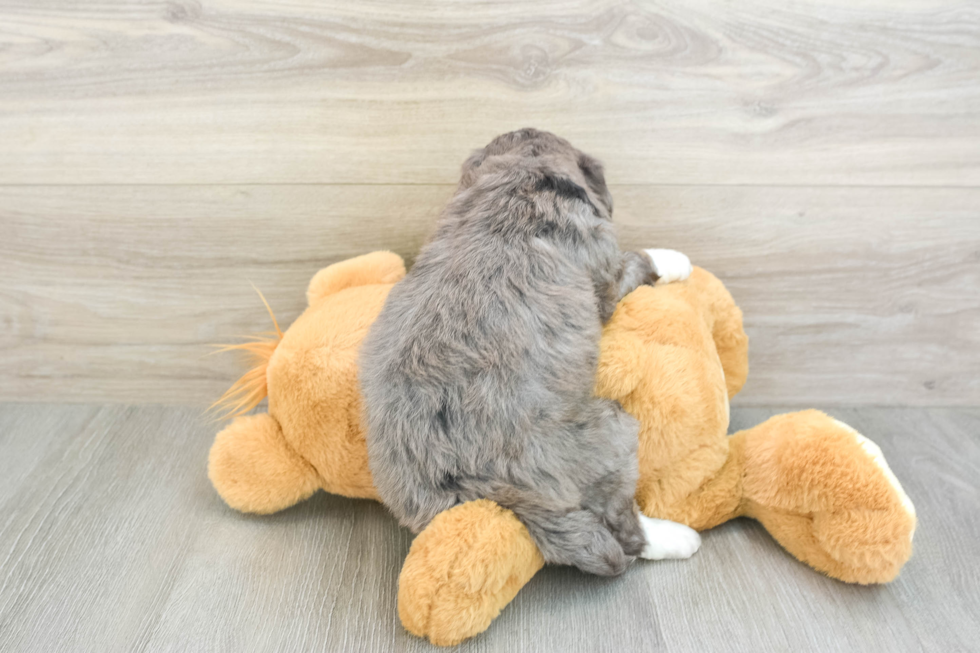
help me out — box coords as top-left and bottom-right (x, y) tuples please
(645, 249), (692, 284)
(831, 418), (917, 540)
(638, 514), (702, 560)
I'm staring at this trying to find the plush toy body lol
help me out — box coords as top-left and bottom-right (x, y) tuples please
(209, 251), (916, 646)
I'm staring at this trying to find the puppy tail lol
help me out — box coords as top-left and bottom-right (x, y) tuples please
(209, 285), (283, 420)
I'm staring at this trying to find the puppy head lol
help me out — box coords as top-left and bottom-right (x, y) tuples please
(459, 128), (614, 219)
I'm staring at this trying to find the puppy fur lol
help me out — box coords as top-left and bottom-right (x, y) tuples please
(359, 129), (659, 576)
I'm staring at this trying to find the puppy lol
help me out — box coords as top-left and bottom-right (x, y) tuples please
(360, 129), (699, 576)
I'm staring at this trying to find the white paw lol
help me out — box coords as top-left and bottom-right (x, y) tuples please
(645, 249), (692, 284)
(638, 514), (701, 560)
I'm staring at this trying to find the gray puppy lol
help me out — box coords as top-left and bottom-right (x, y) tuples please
(360, 129), (699, 576)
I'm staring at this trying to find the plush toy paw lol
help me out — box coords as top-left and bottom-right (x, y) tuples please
(645, 248), (692, 284)
(638, 515), (702, 560)
(738, 410), (917, 584)
(833, 419), (916, 523)
(398, 500), (545, 646)
(208, 414), (322, 514)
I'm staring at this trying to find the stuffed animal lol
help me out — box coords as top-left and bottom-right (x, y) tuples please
(208, 251), (916, 646)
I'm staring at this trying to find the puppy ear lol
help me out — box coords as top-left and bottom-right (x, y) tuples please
(459, 149), (486, 188)
(578, 154), (613, 216)
(534, 173), (593, 208)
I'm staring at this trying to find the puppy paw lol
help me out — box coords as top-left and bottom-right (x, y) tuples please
(645, 249), (692, 284)
(638, 515), (701, 560)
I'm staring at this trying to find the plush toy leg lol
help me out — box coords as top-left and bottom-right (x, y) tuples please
(689, 267), (749, 400)
(306, 250), (406, 306)
(208, 413), (322, 514)
(735, 410), (917, 584)
(398, 500), (545, 647)
(641, 437), (747, 532)
(602, 267), (745, 528)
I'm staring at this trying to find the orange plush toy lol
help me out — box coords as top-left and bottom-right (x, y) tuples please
(209, 251), (916, 646)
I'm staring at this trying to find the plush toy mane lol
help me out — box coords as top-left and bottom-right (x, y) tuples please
(210, 286), (283, 419)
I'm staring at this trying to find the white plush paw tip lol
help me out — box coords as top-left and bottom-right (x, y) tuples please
(645, 249), (692, 284)
(638, 515), (701, 560)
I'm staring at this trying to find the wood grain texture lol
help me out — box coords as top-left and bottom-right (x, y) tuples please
(0, 0), (978, 185)
(1, 0), (978, 405)
(0, 404), (977, 652)
(2, 184), (977, 405)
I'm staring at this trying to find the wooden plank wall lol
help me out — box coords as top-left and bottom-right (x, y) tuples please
(1, 0), (978, 405)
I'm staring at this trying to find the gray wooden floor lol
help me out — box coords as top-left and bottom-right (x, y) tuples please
(1, 404), (977, 652)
